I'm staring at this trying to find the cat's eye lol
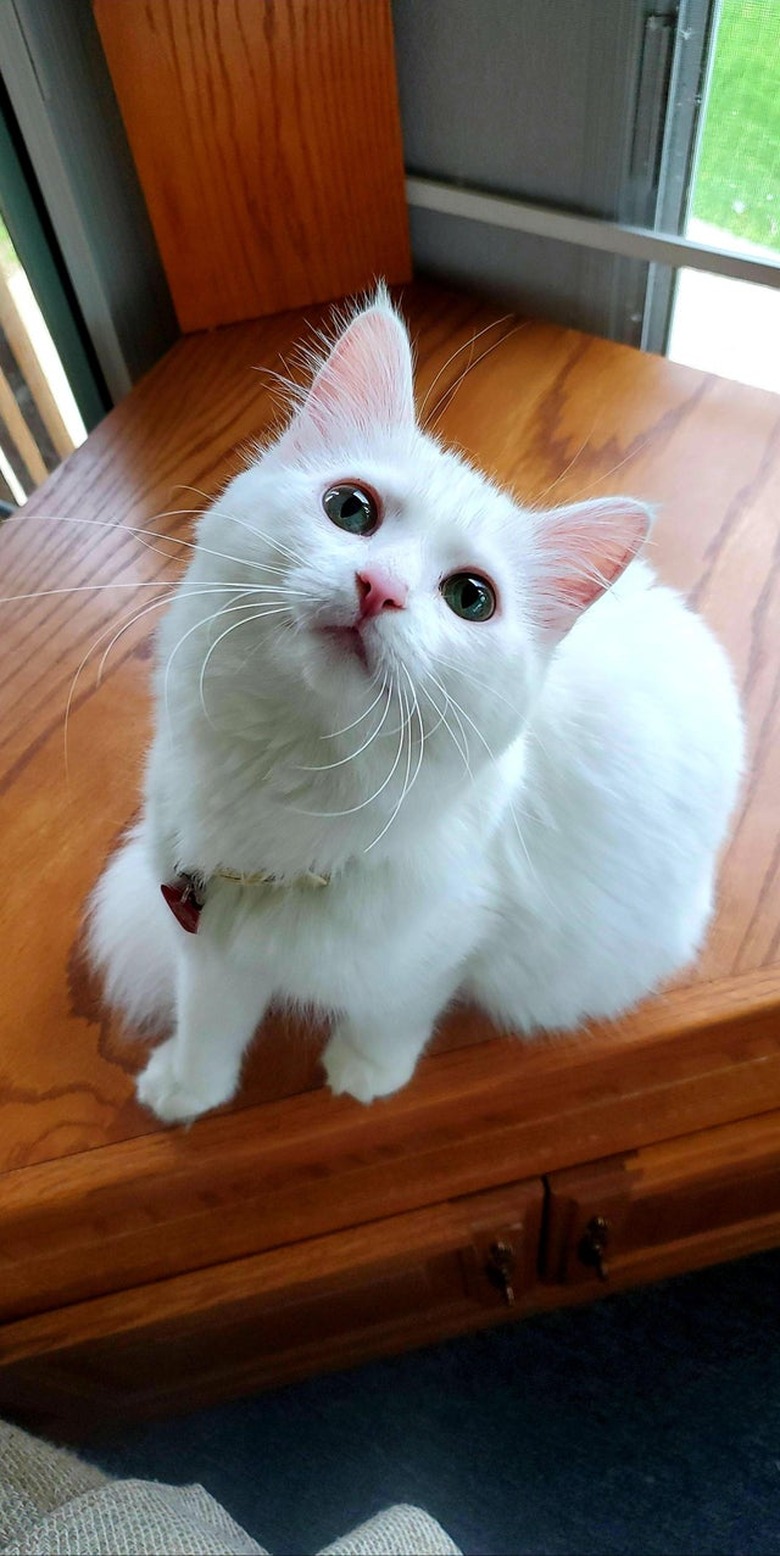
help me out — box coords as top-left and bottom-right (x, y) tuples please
(323, 483), (379, 536)
(440, 572), (496, 622)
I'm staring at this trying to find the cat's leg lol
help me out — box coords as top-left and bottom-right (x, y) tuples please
(136, 940), (268, 1124)
(323, 980), (456, 1104)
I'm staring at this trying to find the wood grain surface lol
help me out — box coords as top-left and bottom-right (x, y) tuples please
(0, 1180), (543, 1428)
(2, 282), (780, 1325)
(93, 0), (411, 329)
(544, 1109), (780, 1293)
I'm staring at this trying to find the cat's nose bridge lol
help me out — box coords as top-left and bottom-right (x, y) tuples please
(355, 566), (408, 620)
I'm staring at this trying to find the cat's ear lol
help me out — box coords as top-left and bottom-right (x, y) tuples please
(533, 496), (651, 639)
(279, 292), (415, 456)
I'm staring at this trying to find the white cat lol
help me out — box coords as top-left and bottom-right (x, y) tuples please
(88, 288), (744, 1124)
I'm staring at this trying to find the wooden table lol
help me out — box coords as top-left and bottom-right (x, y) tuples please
(2, 283), (780, 1435)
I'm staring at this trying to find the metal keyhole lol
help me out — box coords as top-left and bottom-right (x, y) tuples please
(577, 1215), (611, 1282)
(486, 1239), (517, 1306)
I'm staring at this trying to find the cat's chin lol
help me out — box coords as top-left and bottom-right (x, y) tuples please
(315, 625), (370, 672)
(294, 622), (375, 699)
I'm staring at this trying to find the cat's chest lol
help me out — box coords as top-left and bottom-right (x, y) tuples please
(201, 852), (488, 1007)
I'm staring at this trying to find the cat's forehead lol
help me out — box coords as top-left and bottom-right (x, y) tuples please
(307, 430), (517, 536)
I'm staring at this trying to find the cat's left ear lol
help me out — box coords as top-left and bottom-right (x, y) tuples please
(533, 496), (652, 640)
(279, 293), (415, 456)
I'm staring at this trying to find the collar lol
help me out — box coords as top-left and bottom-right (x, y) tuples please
(161, 864), (330, 934)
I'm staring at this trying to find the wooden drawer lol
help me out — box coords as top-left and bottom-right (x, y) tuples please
(544, 1110), (780, 1294)
(0, 1179), (542, 1434)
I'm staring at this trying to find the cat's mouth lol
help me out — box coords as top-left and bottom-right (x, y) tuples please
(316, 624), (370, 670)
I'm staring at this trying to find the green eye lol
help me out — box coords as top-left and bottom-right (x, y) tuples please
(323, 484), (379, 535)
(441, 572), (496, 622)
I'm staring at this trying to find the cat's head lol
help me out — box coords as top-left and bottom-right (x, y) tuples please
(193, 288), (649, 806)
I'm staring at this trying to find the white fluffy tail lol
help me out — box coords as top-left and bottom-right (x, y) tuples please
(87, 826), (177, 1032)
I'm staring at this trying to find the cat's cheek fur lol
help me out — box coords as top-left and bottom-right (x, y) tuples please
(87, 290), (745, 1122)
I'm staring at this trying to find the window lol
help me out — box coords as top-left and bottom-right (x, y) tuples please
(667, 0), (780, 390)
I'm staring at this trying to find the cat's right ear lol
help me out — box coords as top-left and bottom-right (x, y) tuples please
(277, 293), (415, 457)
(532, 496), (652, 641)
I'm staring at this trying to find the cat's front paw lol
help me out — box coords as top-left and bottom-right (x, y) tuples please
(322, 1027), (416, 1104)
(136, 1038), (232, 1124)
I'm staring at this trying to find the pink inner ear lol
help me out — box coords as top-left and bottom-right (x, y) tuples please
(537, 497), (651, 637)
(288, 306), (415, 453)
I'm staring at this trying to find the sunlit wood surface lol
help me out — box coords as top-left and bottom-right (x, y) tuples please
(1, 282), (779, 1338)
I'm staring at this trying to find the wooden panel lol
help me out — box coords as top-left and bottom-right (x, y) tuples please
(0, 1180), (542, 1432)
(93, 0), (411, 330)
(544, 1110), (780, 1294)
(2, 286), (780, 1327)
(0, 269), (73, 462)
(2, 967), (780, 1323)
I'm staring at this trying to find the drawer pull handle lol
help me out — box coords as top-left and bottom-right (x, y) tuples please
(577, 1216), (611, 1282)
(486, 1239), (517, 1305)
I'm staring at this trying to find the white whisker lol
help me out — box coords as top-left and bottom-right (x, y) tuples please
(364, 666), (425, 852)
(1, 580), (189, 606)
(529, 419), (599, 510)
(364, 680), (415, 851)
(62, 584), (258, 777)
(295, 675), (408, 818)
(0, 575), (306, 608)
(100, 590), (264, 688)
(436, 655), (523, 719)
(402, 665), (427, 796)
(3, 511), (300, 583)
(173, 484), (306, 568)
(426, 322), (526, 432)
(216, 513), (306, 569)
(419, 314), (511, 422)
(419, 677), (471, 772)
(427, 671), (473, 769)
(321, 677), (387, 739)
(298, 677), (391, 771)
(162, 602), (252, 734)
(437, 679), (546, 894)
(197, 602), (293, 726)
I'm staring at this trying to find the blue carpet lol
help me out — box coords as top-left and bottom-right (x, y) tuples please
(87, 1249), (780, 1555)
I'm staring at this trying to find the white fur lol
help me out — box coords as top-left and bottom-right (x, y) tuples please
(88, 290), (744, 1122)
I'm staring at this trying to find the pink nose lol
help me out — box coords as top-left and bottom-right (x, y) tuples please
(355, 567), (408, 621)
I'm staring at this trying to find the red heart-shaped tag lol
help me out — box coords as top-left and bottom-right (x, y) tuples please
(161, 879), (202, 934)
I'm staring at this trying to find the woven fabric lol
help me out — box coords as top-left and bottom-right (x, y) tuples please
(319, 1504), (461, 1554)
(0, 1421), (107, 1546)
(2, 1478), (267, 1556)
(0, 1420), (266, 1555)
(0, 1421), (459, 1555)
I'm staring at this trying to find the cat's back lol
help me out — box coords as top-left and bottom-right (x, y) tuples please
(470, 566), (744, 1031)
(522, 561), (744, 877)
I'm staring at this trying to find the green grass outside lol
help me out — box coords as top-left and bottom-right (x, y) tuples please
(692, 0), (780, 251)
